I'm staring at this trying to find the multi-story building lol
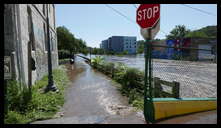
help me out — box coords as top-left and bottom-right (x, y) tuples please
(4, 4), (58, 86)
(123, 36), (137, 54)
(100, 36), (137, 54)
(100, 40), (108, 50)
(110, 36), (124, 53)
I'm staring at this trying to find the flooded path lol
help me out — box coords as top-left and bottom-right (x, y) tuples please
(33, 57), (145, 124)
(32, 56), (216, 124)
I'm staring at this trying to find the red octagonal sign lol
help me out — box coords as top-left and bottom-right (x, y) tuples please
(136, 4), (160, 29)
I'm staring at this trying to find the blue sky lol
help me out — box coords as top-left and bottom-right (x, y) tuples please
(55, 4), (217, 48)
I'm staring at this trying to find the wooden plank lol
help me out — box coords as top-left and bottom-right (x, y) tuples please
(159, 80), (174, 87)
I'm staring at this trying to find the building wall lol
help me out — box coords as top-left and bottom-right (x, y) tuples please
(101, 40), (108, 50)
(123, 36), (137, 54)
(4, 4), (58, 86)
(107, 37), (112, 51)
(111, 36), (124, 53)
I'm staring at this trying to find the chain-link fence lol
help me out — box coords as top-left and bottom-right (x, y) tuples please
(151, 38), (217, 98)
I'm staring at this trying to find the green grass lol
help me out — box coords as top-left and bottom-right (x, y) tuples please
(4, 65), (69, 124)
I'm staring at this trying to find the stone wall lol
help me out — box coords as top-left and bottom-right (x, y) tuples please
(4, 4), (58, 86)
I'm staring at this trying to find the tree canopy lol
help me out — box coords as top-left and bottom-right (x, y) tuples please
(57, 26), (88, 55)
(166, 25), (190, 40)
(185, 25), (217, 38)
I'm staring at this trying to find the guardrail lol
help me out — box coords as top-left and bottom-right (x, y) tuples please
(76, 55), (91, 62)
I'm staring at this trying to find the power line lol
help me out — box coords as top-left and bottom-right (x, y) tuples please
(180, 4), (216, 17)
(105, 4), (135, 24)
(105, 4), (168, 36)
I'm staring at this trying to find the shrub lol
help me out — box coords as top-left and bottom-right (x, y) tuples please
(4, 111), (29, 124)
(132, 99), (144, 110)
(122, 68), (144, 93)
(102, 62), (115, 75)
(91, 56), (104, 68)
(4, 66), (69, 124)
(113, 63), (128, 83)
(6, 80), (31, 112)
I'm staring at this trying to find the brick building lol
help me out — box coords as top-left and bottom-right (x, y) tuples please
(4, 4), (58, 86)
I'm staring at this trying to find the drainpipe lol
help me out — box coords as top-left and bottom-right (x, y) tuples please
(45, 4), (58, 92)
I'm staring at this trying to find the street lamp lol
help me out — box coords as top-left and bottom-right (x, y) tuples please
(45, 4), (58, 93)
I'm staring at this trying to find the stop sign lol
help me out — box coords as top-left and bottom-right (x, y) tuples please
(136, 4), (160, 29)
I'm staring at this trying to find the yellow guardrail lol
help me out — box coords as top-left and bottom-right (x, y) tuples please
(145, 97), (217, 123)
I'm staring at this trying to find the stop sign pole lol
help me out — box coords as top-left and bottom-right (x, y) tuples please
(136, 4), (160, 123)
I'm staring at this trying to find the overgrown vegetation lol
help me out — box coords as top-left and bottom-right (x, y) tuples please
(4, 66), (69, 124)
(91, 57), (145, 110)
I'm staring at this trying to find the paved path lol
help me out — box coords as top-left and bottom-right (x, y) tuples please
(32, 57), (145, 124)
(32, 57), (217, 124)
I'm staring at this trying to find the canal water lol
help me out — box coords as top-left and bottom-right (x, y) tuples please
(85, 54), (217, 98)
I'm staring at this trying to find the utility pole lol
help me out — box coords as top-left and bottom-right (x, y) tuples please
(45, 4), (58, 93)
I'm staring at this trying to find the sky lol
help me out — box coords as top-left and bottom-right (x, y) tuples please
(55, 4), (217, 48)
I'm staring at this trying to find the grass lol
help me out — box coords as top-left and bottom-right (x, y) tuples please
(4, 65), (69, 124)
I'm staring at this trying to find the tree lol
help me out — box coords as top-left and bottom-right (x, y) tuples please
(166, 25), (190, 40)
(137, 40), (145, 54)
(57, 26), (76, 55)
(57, 26), (89, 56)
(185, 25), (217, 38)
(185, 31), (208, 38)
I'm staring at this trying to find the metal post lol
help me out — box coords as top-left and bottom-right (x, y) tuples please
(144, 39), (148, 111)
(144, 30), (155, 123)
(149, 42), (153, 99)
(45, 4), (58, 93)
